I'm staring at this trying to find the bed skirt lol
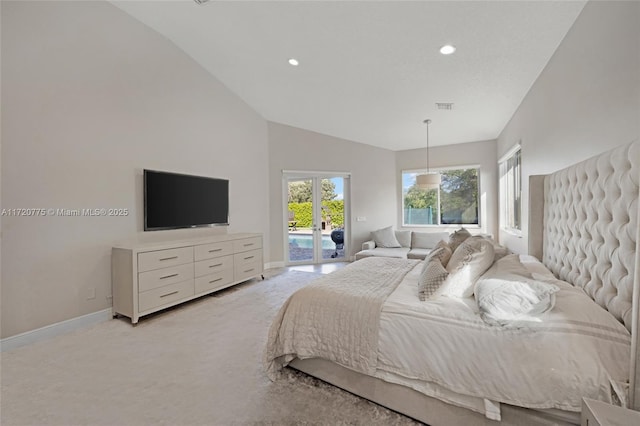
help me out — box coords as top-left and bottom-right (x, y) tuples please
(289, 357), (581, 426)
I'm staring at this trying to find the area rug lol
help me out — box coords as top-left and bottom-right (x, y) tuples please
(1, 269), (421, 425)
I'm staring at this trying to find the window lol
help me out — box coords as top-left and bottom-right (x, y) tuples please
(402, 167), (480, 226)
(499, 146), (521, 233)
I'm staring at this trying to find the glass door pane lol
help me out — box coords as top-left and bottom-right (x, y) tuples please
(320, 177), (346, 261)
(287, 178), (316, 264)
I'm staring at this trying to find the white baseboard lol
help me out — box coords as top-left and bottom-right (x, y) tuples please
(0, 308), (112, 352)
(265, 261), (285, 269)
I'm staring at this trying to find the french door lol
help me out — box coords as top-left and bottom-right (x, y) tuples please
(283, 172), (350, 265)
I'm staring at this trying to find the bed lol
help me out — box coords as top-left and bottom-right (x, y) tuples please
(265, 141), (639, 425)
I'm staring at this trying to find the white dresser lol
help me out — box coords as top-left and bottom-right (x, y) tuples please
(112, 233), (263, 324)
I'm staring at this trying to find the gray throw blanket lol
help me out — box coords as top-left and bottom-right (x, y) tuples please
(264, 257), (419, 379)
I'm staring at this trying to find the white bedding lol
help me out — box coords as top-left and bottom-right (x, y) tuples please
(376, 255), (631, 417)
(265, 257), (418, 379)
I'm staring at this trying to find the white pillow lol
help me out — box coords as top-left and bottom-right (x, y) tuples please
(438, 236), (495, 298)
(418, 258), (449, 301)
(394, 230), (412, 248)
(371, 226), (401, 248)
(475, 273), (559, 326)
(448, 227), (472, 252)
(476, 234), (511, 261)
(492, 244), (510, 261)
(488, 254), (532, 277)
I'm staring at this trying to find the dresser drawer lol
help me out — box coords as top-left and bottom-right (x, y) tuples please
(138, 263), (194, 293)
(194, 241), (234, 261)
(233, 237), (262, 253)
(234, 249), (262, 282)
(194, 255), (233, 278)
(138, 280), (194, 313)
(234, 248), (262, 267)
(195, 269), (235, 294)
(235, 260), (262, 282)
(138, 247), (193, 273)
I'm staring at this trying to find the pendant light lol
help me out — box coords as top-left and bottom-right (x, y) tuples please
(416, 119), (441, 189)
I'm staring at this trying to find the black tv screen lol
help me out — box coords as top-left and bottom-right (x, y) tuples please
(144, 169), (229, 231)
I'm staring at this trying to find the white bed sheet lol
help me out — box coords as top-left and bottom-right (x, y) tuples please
(376, 255), (630, 418)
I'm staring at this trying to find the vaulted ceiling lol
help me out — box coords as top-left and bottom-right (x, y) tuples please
(113, 0), (586, 150)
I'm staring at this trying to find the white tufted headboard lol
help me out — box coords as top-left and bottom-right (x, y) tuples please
(542, 141), (638, 330)
(529, 140), (639, 409)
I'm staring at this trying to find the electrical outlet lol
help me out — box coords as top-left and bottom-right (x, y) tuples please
(356, 216), (367, 222)
(87, 287), (96, 300)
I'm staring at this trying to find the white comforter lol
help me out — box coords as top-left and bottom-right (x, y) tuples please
(377, 255), (630, 413)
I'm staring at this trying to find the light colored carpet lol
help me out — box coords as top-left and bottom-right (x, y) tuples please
(1, 268), (422, 426)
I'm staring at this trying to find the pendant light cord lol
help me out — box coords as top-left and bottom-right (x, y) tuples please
(424, 119), (432, 173)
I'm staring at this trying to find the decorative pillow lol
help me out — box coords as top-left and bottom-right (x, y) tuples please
(475, 274), (559, 326)
(371, 226), (401, 248)
(488, 254), (532, 278)
(418, 258), (449, 301)
(422, 247), (444, 272)
(476, 234), (510, 261)
(448, 227), (472, 252)
(438, 236), (495, 298)
(394, 230), (412, 248)
(492, 244), (510, 261)
(425, 240), (452, 267)
(411, 232), (449, 249)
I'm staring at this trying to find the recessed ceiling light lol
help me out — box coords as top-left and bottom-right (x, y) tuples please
(439, 45), (456, 55)
(288, 58), (299, 66)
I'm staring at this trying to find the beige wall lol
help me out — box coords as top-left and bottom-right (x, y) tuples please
(1, 1), (269, 338)
(395, 140), (498, 237)
(268, 122), (397, 263)
(497, 0), (640, 254)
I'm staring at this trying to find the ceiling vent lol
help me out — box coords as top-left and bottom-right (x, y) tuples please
(436, 103), (454, 110)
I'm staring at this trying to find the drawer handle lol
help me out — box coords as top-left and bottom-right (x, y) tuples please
(243, 243), (254, 247)
(209, 278), (223, 284)
(160, 273), (179, 280)
(244, 256), (254, 260)
(244, 268), (255, 273)
(208, 248), (222, 253)
(209, 263), (223, 268)
(160, 291), (179, 298)
(159, 256), (178, 261)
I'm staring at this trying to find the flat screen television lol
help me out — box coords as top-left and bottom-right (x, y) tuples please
(144, 169), (229, 231)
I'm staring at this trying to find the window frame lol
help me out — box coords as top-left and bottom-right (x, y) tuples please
(499, 144), (522, 236)
(401, 164), (482, 228)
